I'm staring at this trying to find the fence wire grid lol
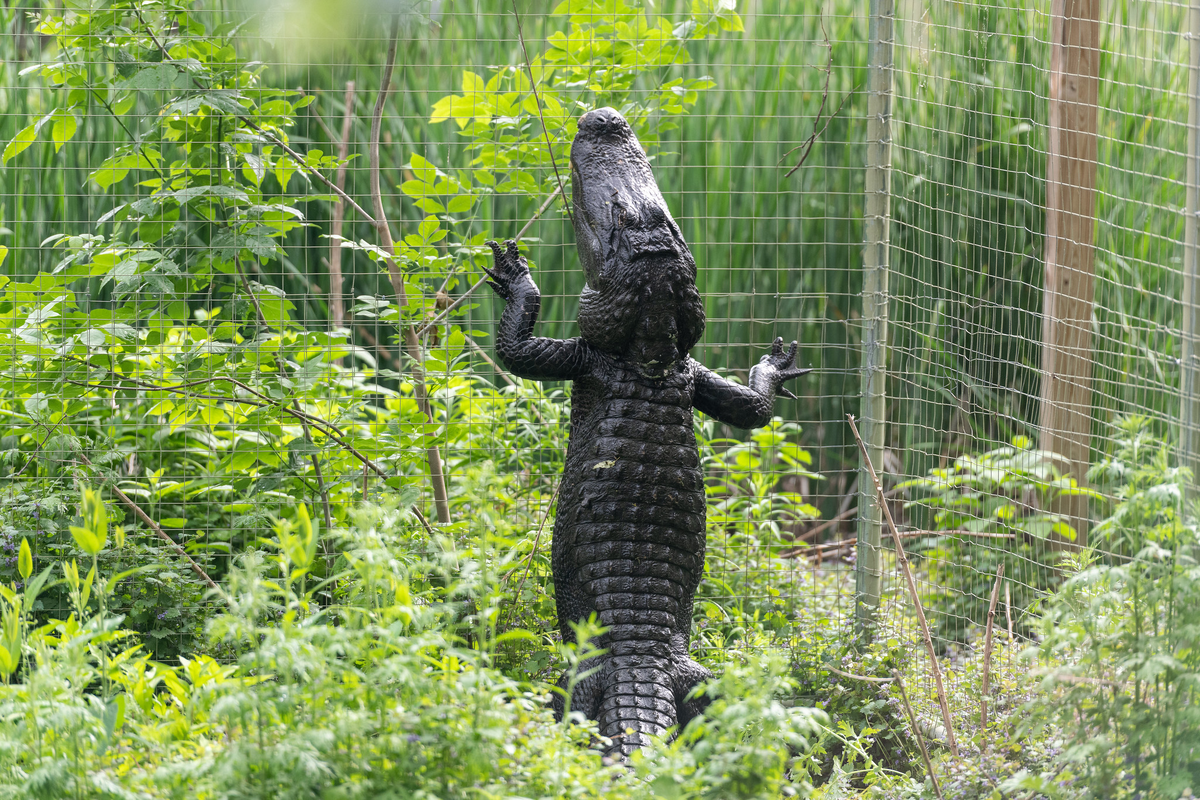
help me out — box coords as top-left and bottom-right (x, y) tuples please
(0, 0), (1194, 739)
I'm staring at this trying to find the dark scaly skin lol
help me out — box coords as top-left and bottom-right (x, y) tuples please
(485, 108), (809, 755)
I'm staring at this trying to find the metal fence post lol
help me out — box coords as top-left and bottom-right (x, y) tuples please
(1181, 1), (1200, 495)
(857, 0), (895, 639)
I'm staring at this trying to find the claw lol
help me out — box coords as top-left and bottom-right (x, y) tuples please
(772, 336), (785, 356)
(779, 387), (798, 400)
(506, 239), (521, 262)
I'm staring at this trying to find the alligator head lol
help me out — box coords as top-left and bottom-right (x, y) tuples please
(569, 107), (705, 361)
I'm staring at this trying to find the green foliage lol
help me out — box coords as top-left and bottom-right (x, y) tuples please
(0, 495), (830, 799)
(1028, 417), (1200, 798)
(696, 418), (821, 643)
(899, 436), (1102, 645)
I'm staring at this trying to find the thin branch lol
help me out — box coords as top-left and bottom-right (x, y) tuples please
(369, 12), (451, 525)
(328, 81), (357, 360)
(411, 504), (435, 537)
(510, 0), (575, 230)
(893, 670), (945, 800)
(1005, 582), (1015, 648)
(414, 189), (560, 339)
(981, 564), (1005, 729)
(824, 665), (895, 684)
(130, 7), (377, 225)
(504, 480), (562, 625)
(72, 450), (218, 591)
(784, 527), (1014, 560)
(781, 20), (856, 179)
(787, 487), (903, 548)
(849, 413), (959, 757)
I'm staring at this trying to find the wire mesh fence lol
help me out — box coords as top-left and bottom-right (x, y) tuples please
(884, 0), (1194, 732)
(0, 0), (1195, 746)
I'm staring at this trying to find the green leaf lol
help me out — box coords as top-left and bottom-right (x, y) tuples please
(0, 245), (7, 268)
(446, 194), (474, 214)
(410, 154), (437, 185)
(17, 539), (31, 581)
(122, 64), (185, 91)
(3, 123), (37, 165)
(417, 216), (440, 242)
(51, 112), (77, 153)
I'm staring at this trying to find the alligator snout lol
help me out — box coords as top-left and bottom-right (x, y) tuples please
(577, 106), (632, 142)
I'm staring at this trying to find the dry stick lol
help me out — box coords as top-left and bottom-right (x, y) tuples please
(788, 528), (1014, 561)
(1005, 582), (1015, 666)
(505, 480), (562, 623)
(414, 190), (560, 339)
(781, 19), (856, 179)
(893, 669), (945, 800)
(328, 81), (356, 364)
(825, 665), (895, 684)
(511, 0), (576, 231)
(74, 452), (217, 591)
(790, 487), (902, 546)
(980, 564), (1005, 729)
(848, 413), (959, 756)
(369, 13), (451, 525)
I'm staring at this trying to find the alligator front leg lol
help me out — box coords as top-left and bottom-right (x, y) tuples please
(485, 239), (593, 381)
(692, 337), (811, 430)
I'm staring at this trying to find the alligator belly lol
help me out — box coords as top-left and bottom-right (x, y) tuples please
(555, 392), (706, 750)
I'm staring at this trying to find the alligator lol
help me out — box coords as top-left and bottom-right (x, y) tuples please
(484, 107), (808, 755)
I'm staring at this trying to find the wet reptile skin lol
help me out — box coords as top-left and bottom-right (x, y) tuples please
(484, 107), (808, 754)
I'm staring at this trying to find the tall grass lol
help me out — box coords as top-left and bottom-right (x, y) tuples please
(0, 0), (1192, 519)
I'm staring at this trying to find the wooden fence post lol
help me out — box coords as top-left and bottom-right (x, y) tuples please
(1180, 0), (1200, 496)
(1039, 0), (1101, 546)
(857, 0), (895, 639)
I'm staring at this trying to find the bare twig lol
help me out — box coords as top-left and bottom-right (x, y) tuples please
(824, 665), (895, 684)
(510, 0), (575, 231)
(849, 414), (959, 756)
(785, 527), (1014, 560)
(790, 487), (901, 545)
(893, 670), (944, 800)
(328, 81), (356, 359)
(1005, 582), (1015, 649)
(505, 480), (563, 624)
(410, 504), (435, 537)
(981, 564), (1005, 728)
(782, 20), (856, 179)
(369, 13), (451, 525)
(72, 450), (218, 591)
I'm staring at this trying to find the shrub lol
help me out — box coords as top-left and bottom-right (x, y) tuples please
(1027, 417), (1200, 797)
